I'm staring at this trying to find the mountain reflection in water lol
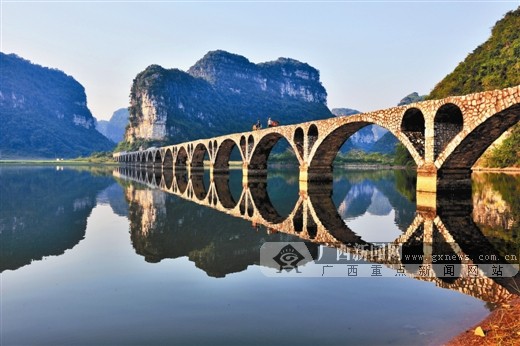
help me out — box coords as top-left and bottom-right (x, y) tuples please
(1, 166), (518, 302)
(0, 167), (114, 272)
(1, 165), (519, 345)
(114, 167), (519, 304)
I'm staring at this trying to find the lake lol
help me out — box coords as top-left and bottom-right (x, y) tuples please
(1, 165), (518, 345)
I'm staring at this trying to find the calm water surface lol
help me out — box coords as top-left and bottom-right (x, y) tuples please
(1, 166), (518, 345)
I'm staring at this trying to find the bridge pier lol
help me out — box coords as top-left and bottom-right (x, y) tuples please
(416, 164), (437, 212)
(242, 163), (267, 180)
(298, 165), (333, 183)
(416, 164), (472, 212)
(210, 164), (230, 176)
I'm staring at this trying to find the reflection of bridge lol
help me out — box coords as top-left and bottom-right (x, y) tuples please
(114, 167), (519, 304)
(114, 86), (520, 199)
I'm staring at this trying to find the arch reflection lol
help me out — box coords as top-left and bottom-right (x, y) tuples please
(113, 168), (519, 303)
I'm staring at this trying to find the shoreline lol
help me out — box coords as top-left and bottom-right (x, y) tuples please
(447, 297), (520, 345)
(1, 160), (519, 173)
(0, 160), (119, 166)
(2, 159), (518, 344)
(472, 166), (520, 173)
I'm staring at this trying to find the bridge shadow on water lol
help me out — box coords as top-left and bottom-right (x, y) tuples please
(114, 167), (519, 305)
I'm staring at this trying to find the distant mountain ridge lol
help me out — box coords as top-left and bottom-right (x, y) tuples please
(0, 53), (114, 158)
(96, 108), (129, 143)
(331, 108), (388, 153)
(122, 50), (332, 148)
(398, 92), (426, 106)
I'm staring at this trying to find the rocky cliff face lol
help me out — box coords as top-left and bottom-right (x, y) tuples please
(0, 53), (114, 158)
(124, 50), (332, 146)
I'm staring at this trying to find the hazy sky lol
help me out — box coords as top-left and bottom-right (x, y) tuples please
(1, 1), (518, 120)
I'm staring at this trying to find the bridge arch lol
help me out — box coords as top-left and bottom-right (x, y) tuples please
(163, 148), (174, 168)
(249, 132), (296, 171)
(239, 136), (247, 159)
(192, 143), (209, 170)
(438, 103), (520, 170)
(215, 139), (242, 172)
(309, 122), (371, 169)
(146, 151), (154, 166)
(434, 103), (463, 160)
(401, 107), (425, 157)
(153, 150), (162, 167)
(307, 124), (319, 156)
(176, 146), (188, 168)
(293, 127), (304, 159)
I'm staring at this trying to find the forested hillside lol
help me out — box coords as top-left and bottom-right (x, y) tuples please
(428, 7), (520, 168)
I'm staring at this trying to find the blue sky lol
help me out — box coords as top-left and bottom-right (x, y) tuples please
(1, 1), (518, 120)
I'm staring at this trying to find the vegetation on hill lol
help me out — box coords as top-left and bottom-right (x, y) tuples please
(394, 142), (416, 167)
(0, 53), (114, 158)
(427, 7), (520, 168)
(428, 8), (519, 98)
(482, 123), (520, 168)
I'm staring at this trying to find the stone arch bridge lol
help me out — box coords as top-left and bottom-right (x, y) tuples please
(114, 86), (519, 197)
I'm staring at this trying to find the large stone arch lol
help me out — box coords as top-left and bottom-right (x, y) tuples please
(214, 139), (242, 172)
(249, 132), (297, 171)
(438, 103), (520, 170)
(176, 146), (188, 168)
(434, 103), (463, 160)
(309, 122), (370, 169)
(163, 148), (174, 168)
(307, 124), (319, 157)
(293, 127), (304, 160)
(153, 150), (162, 167)
(401, 107), (426, 157)
(146, 151), (154, 166)
(191, 143), (209, 170)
